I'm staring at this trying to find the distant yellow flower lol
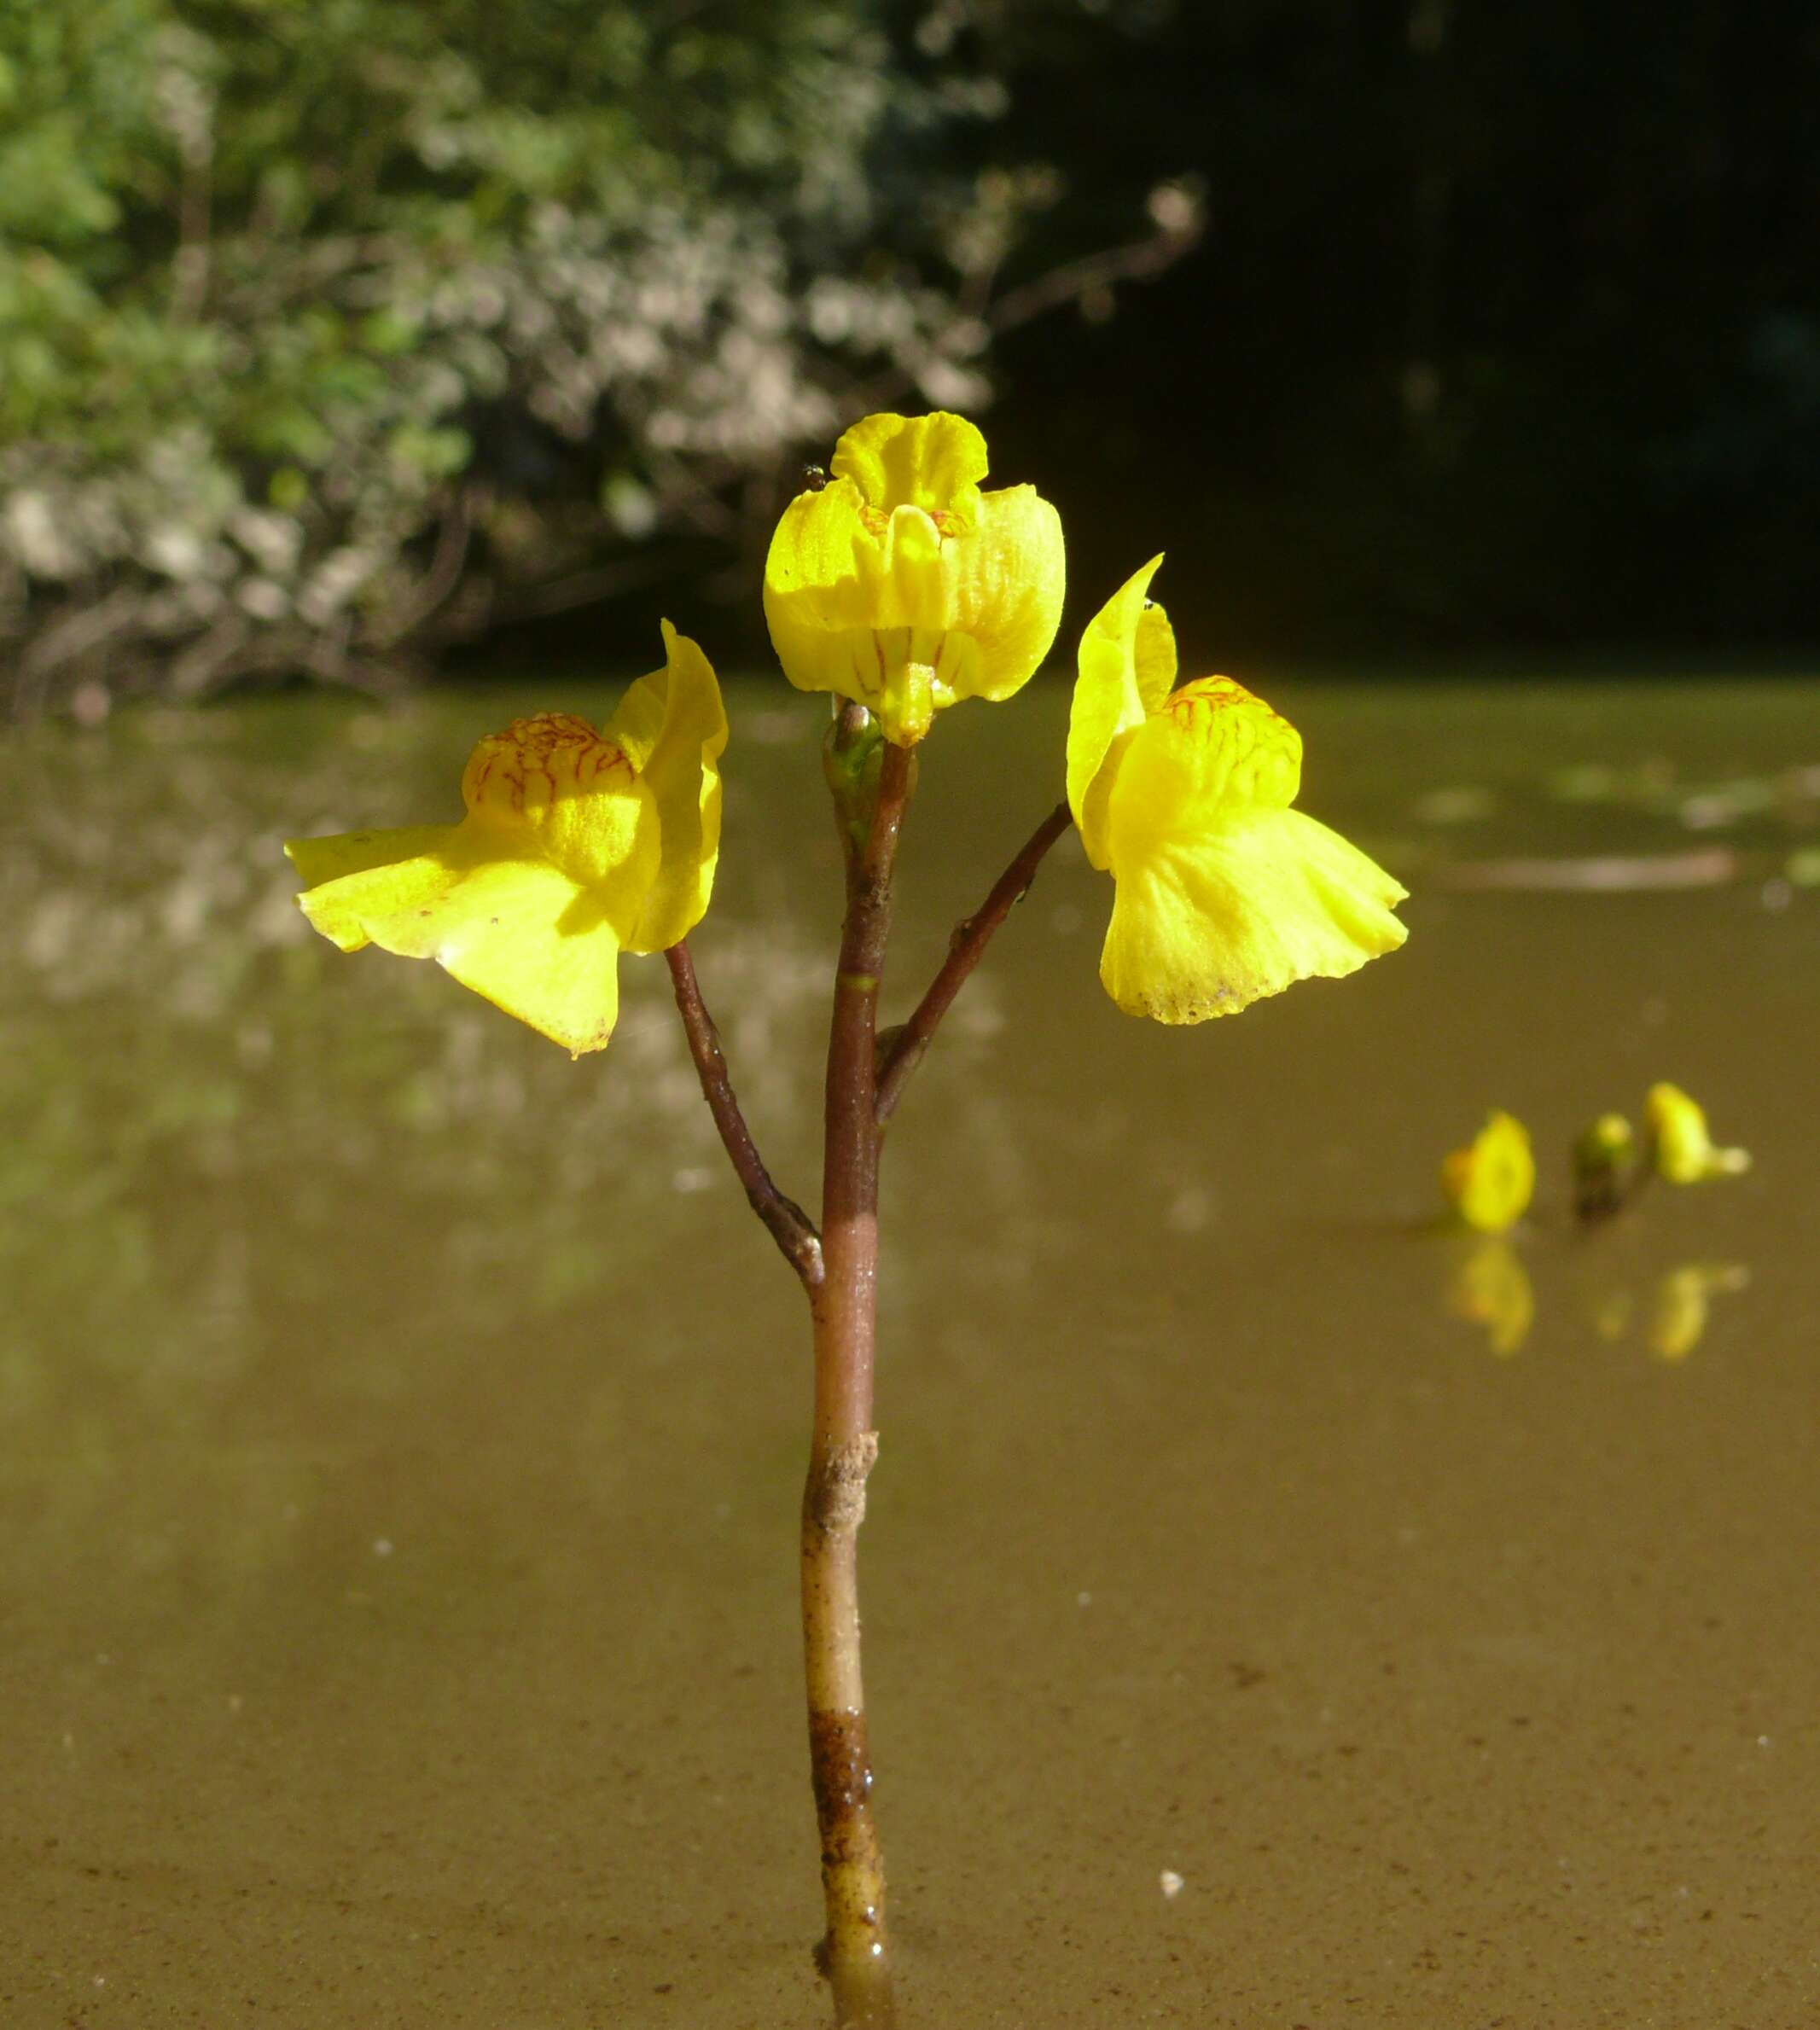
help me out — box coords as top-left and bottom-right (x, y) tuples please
(1441, 1110), (1535, 1233)
(286, 621), (726, 1056)
(764, 410), (1065, 746)
(1644, 1082), (1751, 1184)
(1065, 556), (1407, 1021)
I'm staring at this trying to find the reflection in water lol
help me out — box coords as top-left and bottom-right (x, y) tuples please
(1443, 1237), (1751, 1364)
(1647, 1262), (1751, 1362)
(6, 679), (1814, 2026)
(1590, 1283), (1634, 1342)
(1445, 1236), (1534, 1355)
(1587, 1259), (1751, 1361)
(0, 699), (845, 1590)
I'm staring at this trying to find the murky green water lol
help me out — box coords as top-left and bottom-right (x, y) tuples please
(5, 675), (1818, 2027)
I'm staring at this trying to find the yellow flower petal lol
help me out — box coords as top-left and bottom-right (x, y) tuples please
(763, 410), (1065, 744)
(1112, 676), (1304, 845)
(301, 846), (622, 1053)
(613, 620), (730, 953)
(285, 826), (458, 919)
(1644, 1082), (1751, 1184)
(1097, 807), (1408, 1021)
(459, 711), (656, 904)
(1066, 555), (1172, 870)
(1440, 1111), (1536, 1234)
(830, 410), (989, 522)
(945, 483), (1069, 701)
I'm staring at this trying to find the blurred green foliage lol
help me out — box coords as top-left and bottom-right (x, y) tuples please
(8, 0), (1811, 701)
(1, 0), (1182, 709)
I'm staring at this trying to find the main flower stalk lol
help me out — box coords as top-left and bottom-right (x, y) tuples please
(801, 734), (913, 2026)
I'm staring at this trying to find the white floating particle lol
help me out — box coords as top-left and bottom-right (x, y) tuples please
(1166, 1185), (1211, 1235)
(1160, 1870), (1184, 1900)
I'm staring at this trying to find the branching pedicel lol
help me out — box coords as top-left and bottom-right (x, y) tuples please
(287, 410), (1408, 2027)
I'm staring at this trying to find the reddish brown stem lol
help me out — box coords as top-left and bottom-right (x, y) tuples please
(875, 799), (1073, 1126)
(664, 940), (823, 1288)
(802, 737), (914, 2025)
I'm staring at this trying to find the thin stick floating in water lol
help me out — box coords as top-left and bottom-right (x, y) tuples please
(1440, 849), (1739, 893)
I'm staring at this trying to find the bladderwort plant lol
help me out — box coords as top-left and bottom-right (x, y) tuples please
(287, 410), (1410, 2026)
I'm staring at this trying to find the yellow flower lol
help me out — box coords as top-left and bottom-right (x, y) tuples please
(763, 410), (1065, 746)
(1643, 1082), (1751, 1184)
(1065, 556), (1407, 1021)
(286, 621), (726, 1056)
(1441, 1110), (1535, 1234)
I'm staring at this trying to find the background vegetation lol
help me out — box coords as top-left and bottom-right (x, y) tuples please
(3, 0), (1816, 713)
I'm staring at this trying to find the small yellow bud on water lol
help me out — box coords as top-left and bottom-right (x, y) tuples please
(1573, 1110), (1637, 1223)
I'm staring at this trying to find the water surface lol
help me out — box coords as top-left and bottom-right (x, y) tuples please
(4, 676), (1817, 2027)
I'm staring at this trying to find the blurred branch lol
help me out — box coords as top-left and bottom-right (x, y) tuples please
(9, 589), (141, 724)
(364, 486), (480, 648)
(982, 199), (1203, 340)
(844, 188), (1204, 422)
(170, 141), (214, 323)
(487, 544), (693, 626)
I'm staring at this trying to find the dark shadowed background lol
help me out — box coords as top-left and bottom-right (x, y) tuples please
(3, 0), (1817, 704)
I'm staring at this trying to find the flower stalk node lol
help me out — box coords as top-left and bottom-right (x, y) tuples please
(823, 705), (887, 862)
(806, 1432), (880, 1538)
